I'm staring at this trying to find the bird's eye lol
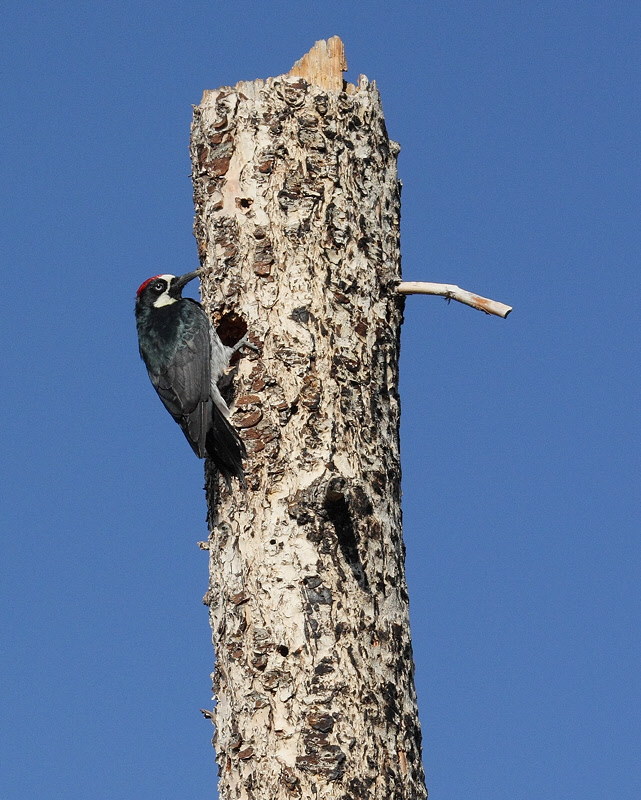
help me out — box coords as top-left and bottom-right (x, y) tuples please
(154, 281), (165, 290)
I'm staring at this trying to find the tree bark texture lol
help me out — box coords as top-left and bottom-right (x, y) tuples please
(190, 40), (427, 800)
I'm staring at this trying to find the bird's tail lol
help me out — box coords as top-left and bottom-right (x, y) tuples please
(207, 403), (247, 489)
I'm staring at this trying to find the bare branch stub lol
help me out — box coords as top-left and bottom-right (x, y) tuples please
(397, 280), (513, 318)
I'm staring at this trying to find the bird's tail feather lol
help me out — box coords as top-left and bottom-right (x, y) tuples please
(206, 403), (247, 489)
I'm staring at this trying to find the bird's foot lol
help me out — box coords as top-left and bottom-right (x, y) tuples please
(231, 333), (259, 356)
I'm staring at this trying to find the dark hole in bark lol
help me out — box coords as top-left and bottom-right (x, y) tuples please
(216, 312), (249, 361)
(291, 305), (310, 325)
(324, 494), (369, 591)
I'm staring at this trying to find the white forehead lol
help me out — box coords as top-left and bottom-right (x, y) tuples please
(157, 274), (176, 282)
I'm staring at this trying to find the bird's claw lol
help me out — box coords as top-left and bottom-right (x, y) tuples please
(231, 333), (259, 355)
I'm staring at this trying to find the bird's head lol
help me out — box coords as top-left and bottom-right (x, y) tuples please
(135, 270), (202, 309)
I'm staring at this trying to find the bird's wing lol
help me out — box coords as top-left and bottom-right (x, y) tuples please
(206, 401), (247, 488)
(150, 306), (211, 457)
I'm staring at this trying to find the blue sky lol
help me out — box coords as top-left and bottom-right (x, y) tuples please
(2, 2), (640, 798)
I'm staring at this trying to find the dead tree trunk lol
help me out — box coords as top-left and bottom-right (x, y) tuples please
(191, 38), (427, 800)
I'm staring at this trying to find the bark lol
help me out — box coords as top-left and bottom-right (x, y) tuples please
(191, 38), (427, 800)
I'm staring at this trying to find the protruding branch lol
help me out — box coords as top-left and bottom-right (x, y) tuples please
(397, 281), (513, 318)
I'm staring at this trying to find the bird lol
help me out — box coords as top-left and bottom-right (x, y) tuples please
(135, 269), (248, 488)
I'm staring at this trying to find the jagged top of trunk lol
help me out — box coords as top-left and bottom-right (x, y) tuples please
(201, 36), (361, 103)
(288, 35), (348, 92)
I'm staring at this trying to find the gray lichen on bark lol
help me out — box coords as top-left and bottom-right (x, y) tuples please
(191, 48), (427, 800)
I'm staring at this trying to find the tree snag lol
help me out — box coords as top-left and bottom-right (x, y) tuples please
(191, 37), (428, 800)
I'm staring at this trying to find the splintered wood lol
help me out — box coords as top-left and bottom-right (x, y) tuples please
(288, 35), (348, 93)
(191, 37), (427, 800)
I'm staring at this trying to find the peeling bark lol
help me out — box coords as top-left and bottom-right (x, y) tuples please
(191, 39), (427, 800)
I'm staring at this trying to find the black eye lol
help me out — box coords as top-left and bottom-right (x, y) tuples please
(154, 281), (165, 291)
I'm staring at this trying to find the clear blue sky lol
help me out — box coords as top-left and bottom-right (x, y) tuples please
(2, 2), (639, 798)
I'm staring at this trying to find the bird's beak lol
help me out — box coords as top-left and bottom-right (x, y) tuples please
(170, 269), (202, 294)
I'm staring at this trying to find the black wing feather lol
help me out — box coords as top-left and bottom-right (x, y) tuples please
(149, 305), (211, 457)
(207, 403), (247, 488)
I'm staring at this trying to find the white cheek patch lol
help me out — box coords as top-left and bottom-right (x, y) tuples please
(152, 274), (178, 308)
(153, 291), (177, 307)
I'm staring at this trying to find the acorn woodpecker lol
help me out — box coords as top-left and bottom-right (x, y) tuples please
(135, 269), (247, 487)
